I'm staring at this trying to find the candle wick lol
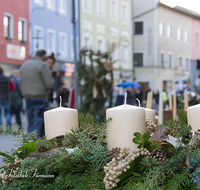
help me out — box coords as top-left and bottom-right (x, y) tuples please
(124, 92), (127, 105)
(136, 98), (140, 107)
(60, 96), (62, 107)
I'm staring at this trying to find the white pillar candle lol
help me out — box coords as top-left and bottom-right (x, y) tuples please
(158, 91), (163, 124)
(173, 91), (177, 120)
(106, 94), (146, 150)
(44, 106), (79, 140)
(184, 89), (189, 111)
(146, 92), (150, 108)
(149, 91), (153, 109)
(145, 108), (155, 123)
(187, 104), (200, 131)
(169, 94), (173, 111)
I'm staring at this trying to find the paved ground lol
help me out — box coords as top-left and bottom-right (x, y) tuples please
(0, 112), (28, 166)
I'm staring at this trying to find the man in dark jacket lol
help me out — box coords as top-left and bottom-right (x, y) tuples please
(20, 49), (54, 137)
(10, 69), (23, 128)
(0, 66), (15, 127)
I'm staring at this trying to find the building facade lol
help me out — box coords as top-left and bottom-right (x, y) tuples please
(0, 0), (29, 75)
(133, 1), (198, 94)
(29, 0), (80, 72)
(80, 0), (133, 85)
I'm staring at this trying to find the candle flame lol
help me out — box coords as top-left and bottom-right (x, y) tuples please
(60, 96), (62, 107)
(124, 92), (127, 105)
(136, 98), (140, 107)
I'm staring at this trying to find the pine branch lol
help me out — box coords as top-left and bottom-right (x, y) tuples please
(0, 150), (13, 160)
(165, 171), (190, 190)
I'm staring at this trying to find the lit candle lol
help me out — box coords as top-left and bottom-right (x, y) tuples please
(158, 91), (163, 124)
(184, 89), (189, 111)
(169, 94), (173, 111)
(187, 104), (200, 131)
(44, 99), (78, 140)
(173, 91), (177, 120)
(145, 108), (155, 123)
(106, 93), (146, 150)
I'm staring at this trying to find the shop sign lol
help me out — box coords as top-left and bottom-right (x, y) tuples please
(120, 72), (131, 78)
(65, 63), (75, 76)
(6, 44), (26, 60)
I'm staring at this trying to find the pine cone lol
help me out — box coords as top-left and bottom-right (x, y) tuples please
(107, 147), (121, 160)
(150, 149), (166, 163)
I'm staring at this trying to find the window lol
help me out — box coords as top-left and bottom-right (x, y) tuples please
(59, 33), (67, 56)
(34, 26), (44, 50)
(134, 53), (143, 66)
(97, 0), (104, 14)
(34, 0), (43, 6)
(58, 0), (66, 14)
(122, 4), (128, 22)
(134, 22), (143, 35)
(195, 32), (199, 46)
(4, 14), (13, 40)
(47, 30), (55, 53)
(71, 35), (74, 57)
(111, 43), (118, 61)
(177, 27), (182, 41)
(169, 54), (173, 68)
(122, 45), (128, 62)
(186, 58), (190, 70)
(47, 0), (55, 10)
(84, 0), (91, 10)
(159, 22), (164, 36)
(167, 24), (172, 38)
(18, 19), (27, 42)
(179, 57), (182, 67)
(184, 30), (189, 43)
(161, 53), (165, 67)
(84, 37), (90, 49)
(97, 40), (103, 52)
(111, 0), (117, 19)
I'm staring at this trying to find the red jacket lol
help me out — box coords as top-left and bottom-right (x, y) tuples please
(10, 79), (16, 92)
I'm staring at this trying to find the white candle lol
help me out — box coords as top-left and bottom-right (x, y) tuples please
(106, 100), (146, 150)
(184, 89), (189, 111)
(173, 91), (177, 120)
(187, 104), (200, 131)
(149, 91), (153, 109)
(146, 92), (150, 108)
(145, 108), (155, 123)
(169, 94), (173, 111)
(158, 91), (163, 124)
(44, 107), (79, 140)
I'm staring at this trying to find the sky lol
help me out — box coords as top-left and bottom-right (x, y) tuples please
(160, 0), (200, 14)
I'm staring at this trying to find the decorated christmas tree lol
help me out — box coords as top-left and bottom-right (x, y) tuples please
(78, 49), (114, 121)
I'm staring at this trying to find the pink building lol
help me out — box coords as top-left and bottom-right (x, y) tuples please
(0, 0), (29, 74)
(191, 18), (200, 60)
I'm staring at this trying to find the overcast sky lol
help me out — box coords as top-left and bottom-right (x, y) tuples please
(160, 0), (200, 14)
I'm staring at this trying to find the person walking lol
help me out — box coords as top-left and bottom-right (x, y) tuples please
(10, 69), (23, 128)
(45, 52), (56, 106)
(154, 90), (159, 114)
(0, 66), (15, 127)
(19, 49), (54, 137)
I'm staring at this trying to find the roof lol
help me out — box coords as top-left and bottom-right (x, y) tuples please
(159, 3), (200, 19)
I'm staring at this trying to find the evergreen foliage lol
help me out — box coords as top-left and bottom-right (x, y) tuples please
(78, 49), (114, 121)
(0, 110), (200, 190)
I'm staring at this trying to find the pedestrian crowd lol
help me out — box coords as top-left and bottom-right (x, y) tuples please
(0, 49), (75, 137)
